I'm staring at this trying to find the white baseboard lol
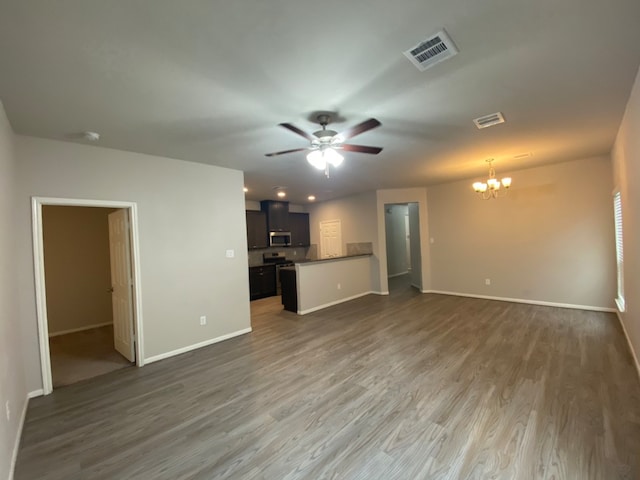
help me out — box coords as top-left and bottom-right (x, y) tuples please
(28, 389), (43, 399)
(425, 290), (616, 312)
(48, 322), (113, 337)
(298, 291), (373, 315)
(371, 291), (389, 296)
(145, 327), (252, 364)
(616, 311), (640, 382)
(9, 393), (30, 480)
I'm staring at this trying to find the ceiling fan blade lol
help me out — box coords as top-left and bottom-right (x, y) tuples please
(341, 144), (383, 154)
(339, 118), (381, 140)
(265, 147), (309, 157)
(279, 123), (315, 141)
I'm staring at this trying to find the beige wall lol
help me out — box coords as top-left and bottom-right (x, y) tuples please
(43, 206), (115, 335)
(16, 136), (251, 392)
(612, 65), (640, 371)
(296, 256), (372, 314)
(428, 156), (616, 308)
(0, 102), (27, 480)
(308, 191), (381, 291)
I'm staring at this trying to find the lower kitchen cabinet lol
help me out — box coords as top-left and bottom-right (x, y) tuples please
(249, 265), (276, 300)
(280, 268), (297, 313)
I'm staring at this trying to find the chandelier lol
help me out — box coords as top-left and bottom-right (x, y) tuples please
(472, 159), (512, 199)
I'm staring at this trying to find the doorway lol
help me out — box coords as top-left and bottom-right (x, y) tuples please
(384, 203), (422, 293)
(32, 198), (144, 394)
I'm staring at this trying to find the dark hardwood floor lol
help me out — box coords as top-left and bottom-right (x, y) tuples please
(15, 276), (640, 479)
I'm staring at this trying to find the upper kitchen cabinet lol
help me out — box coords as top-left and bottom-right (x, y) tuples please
(261, 200), (289, 232)
(289, 212), (310, 247)
(246, 210), (268, 249)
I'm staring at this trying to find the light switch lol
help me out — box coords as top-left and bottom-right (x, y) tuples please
(225, 249), (235, 258)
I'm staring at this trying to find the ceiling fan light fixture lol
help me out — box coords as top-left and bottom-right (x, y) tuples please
(307, 150), (326, 170)
(324, 148), (344, 167)
(307, 148), (344, 170)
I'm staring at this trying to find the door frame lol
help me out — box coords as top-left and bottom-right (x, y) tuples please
(31, 197), (145, 395)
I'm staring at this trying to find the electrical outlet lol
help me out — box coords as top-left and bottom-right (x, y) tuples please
(337, 283), (341, 290)
(430, 237), (435, 244)
(200, 315), (207, 326)
(5, 400), (10, 421)
(225, 249), (235, 258)
(485, 278), (491, 285)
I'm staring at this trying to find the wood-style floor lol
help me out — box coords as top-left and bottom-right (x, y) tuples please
(15, 276), (640, 479)
(49, 325), (133, 387)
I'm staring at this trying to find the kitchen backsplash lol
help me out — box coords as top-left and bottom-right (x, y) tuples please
(346, 242), (373, 255)
(247, 245), (317, 266)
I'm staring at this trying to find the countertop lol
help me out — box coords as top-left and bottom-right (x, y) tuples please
(291, 253), (372, 265)
(249, 253), (372, 268)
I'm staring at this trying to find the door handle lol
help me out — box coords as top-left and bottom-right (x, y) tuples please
(107, 287), (114, 293)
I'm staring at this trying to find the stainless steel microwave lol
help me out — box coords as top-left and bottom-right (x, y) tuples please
(269, 231), (291, 247)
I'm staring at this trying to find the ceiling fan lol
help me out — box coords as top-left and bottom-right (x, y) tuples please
(265, 114), (383, 177)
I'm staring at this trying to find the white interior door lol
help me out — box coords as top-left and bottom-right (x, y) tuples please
(320, 219), (342, 258)
(108, 209), (135, 362)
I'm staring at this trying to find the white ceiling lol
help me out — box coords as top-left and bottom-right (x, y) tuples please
(1, 0), (639, 204)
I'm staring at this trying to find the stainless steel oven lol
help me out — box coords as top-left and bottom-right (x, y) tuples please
(263, 252), (294, 294)
(275, 262), (294, 294)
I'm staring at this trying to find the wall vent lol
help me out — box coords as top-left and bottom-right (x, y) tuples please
(403, 29), (458, 71)
(473, 112), (505, 129)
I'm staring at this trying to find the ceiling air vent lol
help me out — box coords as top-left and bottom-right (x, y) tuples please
(403, 29), (458, 71)
(473, 112), (506, 129)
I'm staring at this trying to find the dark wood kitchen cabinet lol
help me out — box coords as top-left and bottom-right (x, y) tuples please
(261, 200), (289, 232)
(289, 212), (310, 247)
(280, 267), (297, 312)
(249, 265), (276, 300)
(246, 210), (268, 249)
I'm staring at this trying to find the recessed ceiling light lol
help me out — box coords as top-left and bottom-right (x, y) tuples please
(308, 195), (316, 201)
(243, 187), (248, 193)
(277, 191), (286, 198)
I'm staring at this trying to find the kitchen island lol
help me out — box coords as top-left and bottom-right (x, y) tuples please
(281, 254), (373, 315)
